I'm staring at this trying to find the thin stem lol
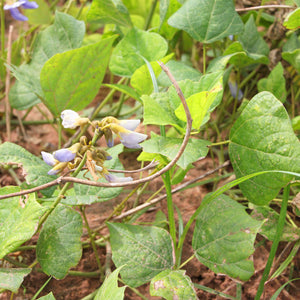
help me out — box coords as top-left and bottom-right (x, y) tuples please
(179, 254), (195, 269)
(119, 279), (148, 300)
(144, 0), (158, 30)
(236, 282), (242, 300)
(0, 0), (5, 55)
(76, 0), (88, 19)
(202, 44), (206, 74)
(31, 276), (52, 300)
(255, 184), (290, 300)
(163, 172), (177, 253)
(236, 5), (294, 12)
(81, 206), (103, 280)
(5, 25), (13, 141)
(209, 140), (230, 147)
(57, 117), (62, 149)
(193, 283), (236, 300)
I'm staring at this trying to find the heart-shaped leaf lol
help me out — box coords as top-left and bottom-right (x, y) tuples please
(229, 92), (300, 205)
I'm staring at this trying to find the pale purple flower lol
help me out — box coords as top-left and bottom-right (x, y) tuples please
(4, 0), (38, 21)
(119, 120), (140, 131)
(53, 149), (76, 162)
(61, 110), (81, 129)
(41, 151), (56, 166)
(48, 168), (59, 176)
(105, 173), (133, 183)
(119, 131), (147, 149)
(228, 82), (243, 101)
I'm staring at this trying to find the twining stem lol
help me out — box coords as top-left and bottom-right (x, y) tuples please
(81, 206), (104, 281)
(254, 184), (290, 300)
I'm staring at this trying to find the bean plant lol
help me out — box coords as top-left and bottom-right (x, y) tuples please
(0, 0), (300, 299)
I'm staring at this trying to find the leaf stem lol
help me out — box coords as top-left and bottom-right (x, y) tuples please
(202, 44), (206, 74)
(254, 184), (290, 299)
(144, 0), (158, 30)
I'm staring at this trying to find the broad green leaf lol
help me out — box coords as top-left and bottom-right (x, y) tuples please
(229, 92), (300, 205)
(103, 83), (141, 102)
(37, 205), (82, 279)
(108, 223), (175, 287)
(224, 16), (269, 67)
(9, 12), (85, 110)
(0, 187), (45, 259)
(130, 54), (173, 95)
(157, 60), (202, 88)
(24, 0), (51, 25)
(109, 27), (168, 77)
(283, 8), (300, 29)
(282, 32), (300, 52)
(251, 206), (300, 242)
(38, 292), (56, 300)
(40, 36), (116, 116)
(193, 194), (262, 281)
(257, 63), (287, 102)
(282, 49), (300, 73)
(207, 53), (244, 73)
(0, 142), (55, 197)
(159, 0), (182, 40)
(142, 92), (185, 131)
(87, 0), (132, 27)
(0, 268), (31, 293)
(150, 269), (197, 300)
(63, 145), (124, 205)
(175, 83), (222, 129)
(168, 0), (244, 43)
(95, 266), (126, 300)
(139, 133), (210, 169)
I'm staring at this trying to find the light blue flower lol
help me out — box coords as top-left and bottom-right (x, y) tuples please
(228, 81), (243, 101)
(41, 151), (68, 175)
(4, 0), (38, 21)
(119, 119), (140, 131)
(104, 173), (133, 183)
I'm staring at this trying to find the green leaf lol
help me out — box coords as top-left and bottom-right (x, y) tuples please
(282, 49), (300, 73)
(142, 92), (185, 131)
(139, 133), (210, 169)
(157, 60), (202, 88)
(159, 0), (182, 40)
(108, 223), (175, 287)
(251, 206), (300, 242)
(168, 0), (244, 43)
(9, 12), (85, 110)
(192, 194), (262, 281)
(0, 268), (31, 293)
(103, 83), (141, 102)
(109, 27), (168, 77)
(63, 145), (124, 205)
(175, 78), (222, 128)
(24, 0), (51, 25)
(0, 187), (45, 259)
(292, 116), (300, 131)
(130, 54), (173, 95)
(257, 63), (287, 102)
(224, 16), (269, 67)
(283, 8), (300, 29)
(95, 266), (126, 300)
(229, 92), (300, 205)
(150, 269), (197, 300)
(38, 292), (56, 300)
(40, 36), (116, 116)
(0, 142), (55, 197)
(37, 205), (82, 279)
(87, 0), (132, 27)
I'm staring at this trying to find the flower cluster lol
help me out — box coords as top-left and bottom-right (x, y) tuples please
(41, 110), (147, 183)
(4, 0), (38, 21)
